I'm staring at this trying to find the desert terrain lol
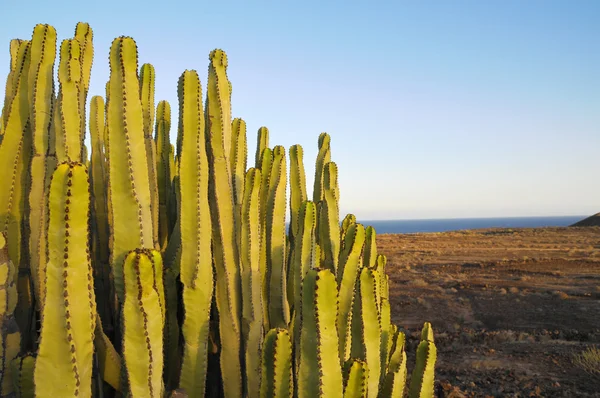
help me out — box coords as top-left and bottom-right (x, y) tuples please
(378, 226), (600, 397)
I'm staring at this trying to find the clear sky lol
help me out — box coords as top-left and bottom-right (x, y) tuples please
(2, 1), (599, 220)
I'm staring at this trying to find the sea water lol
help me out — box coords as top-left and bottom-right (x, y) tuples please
(358, 216), (585, 234)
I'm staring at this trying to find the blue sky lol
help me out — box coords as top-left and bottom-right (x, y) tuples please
(2, 1), (599, 220)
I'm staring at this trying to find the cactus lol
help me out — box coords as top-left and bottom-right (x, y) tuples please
(11, 353), (35, 397)
(176, 69), (214, 397)
(241, 168), (264, 398)
(0, 23), (438, 398)
(155, 100), (172, 250)
(205, 48), (242, 398)
(343, 359), (368, 398)
(408, 323), (437, 398)
(35, 163), (96, 397)
(27, 24), (57, 306)
(139, 63), (160, 249)
(106, 37), (154, 303)
(298, 268), (343, 398)
(260, 328), (292, 398)
(121, 249), (164, 397)
(0, 233), (19, 396)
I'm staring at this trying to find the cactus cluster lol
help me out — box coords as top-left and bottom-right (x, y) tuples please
(0, 23), (436, 397)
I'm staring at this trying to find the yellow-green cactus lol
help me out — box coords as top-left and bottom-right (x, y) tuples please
(11, 353), (35, 398)
(121, 249), (164, 397)
(106, 37), (154, 303)
(35, 163), (96, 398)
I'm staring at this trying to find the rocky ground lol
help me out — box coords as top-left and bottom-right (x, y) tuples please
(378, 226), (600, 397)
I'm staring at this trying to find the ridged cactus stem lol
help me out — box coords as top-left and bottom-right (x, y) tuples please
(319, 162), (340, 273)
(260, 328), (292, 398)
(74, 22), (93, 157)
(408, 323), (436, 398)
(351, 267), (381, 398)
(55, 39), (83, 162)
(35, 162), (96, 398)
(382, 330), (408, 398)
(312, 133), (331, 203)
(0, 233), (19, 397)
(363, 226), (377, 270)
(89, 95), (112, 329)
(343, 359), (368, 398)
(11, 354), (35, 398)
(205, 48), (242, 398)
(121, 249), (164, 398)
(106, 37), (154, 303)
(337, 223), (365, 363)
(176, 70), (214, 397)
(139, 63), (159, 249)
(27, 24), (56, 306)
(1, 39), (24, 126)
(266, 146), (289, 329)
(255, 126), (269, 168)
(241, 168), (264, 398)
(258, 147), (272, 330)
(298, 268), (343, 398)
(291, 200), (317, 358)
(155, 100), (172, 250)
(0, 39), (31, 274)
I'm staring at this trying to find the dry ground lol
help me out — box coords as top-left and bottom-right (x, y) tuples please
(378, 226), (600, 397)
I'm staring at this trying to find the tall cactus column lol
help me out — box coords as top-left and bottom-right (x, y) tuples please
(34, 163), (96, 397)
(176, 70), (213, 396)
(205, 49), (242, 398)
(106, 37), (154, 302)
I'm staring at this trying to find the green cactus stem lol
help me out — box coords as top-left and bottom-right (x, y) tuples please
(363, 226), (377, 270)
(121, 249), (164, 398)
(351, 267), (381, 398)
(260, 328), (292, 398)
(176, 69), (214, 397)
(312, 133), (331, 203)
(290, 200), (317, 361)
(55, 38), (83, 162)
(298, 268), (343, 398)
(106, 37), (154, 303)
(381, 330), (408, 398)
(35, 162), (96, 398)
(205, 48), (242, 398)
(11, 353), (35, 398)
(74, 22), (93, 157)
(255, 126), (269, 168)
(155, 100), (172, 250)
(289, 144), (307, 242)
(139, 63), (159, 249)
(343, 359), (368, 398)
(319, 162), (340, 273)
(27, 24), (57, 306)
(408, 323), (436, 398)
(94, 318), (122, 391)
(0, 233), (19, 397)
(266, 145), (289, 329)
(241, 168), (264, 398)
(337, 222), (365, 363)
(0, 39), (31, 275)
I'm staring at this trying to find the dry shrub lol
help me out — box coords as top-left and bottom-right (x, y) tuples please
(573, 346), (600, 378)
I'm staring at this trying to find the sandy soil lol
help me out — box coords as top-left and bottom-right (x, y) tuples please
(378, 226), (600, 397)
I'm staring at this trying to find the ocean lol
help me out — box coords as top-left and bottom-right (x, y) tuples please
(357, 216), (585, 234)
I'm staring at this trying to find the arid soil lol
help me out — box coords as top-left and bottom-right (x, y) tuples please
(378, 226), (600, 397)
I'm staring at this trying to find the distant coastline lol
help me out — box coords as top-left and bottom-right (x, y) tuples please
(358, 216), (586, 234)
